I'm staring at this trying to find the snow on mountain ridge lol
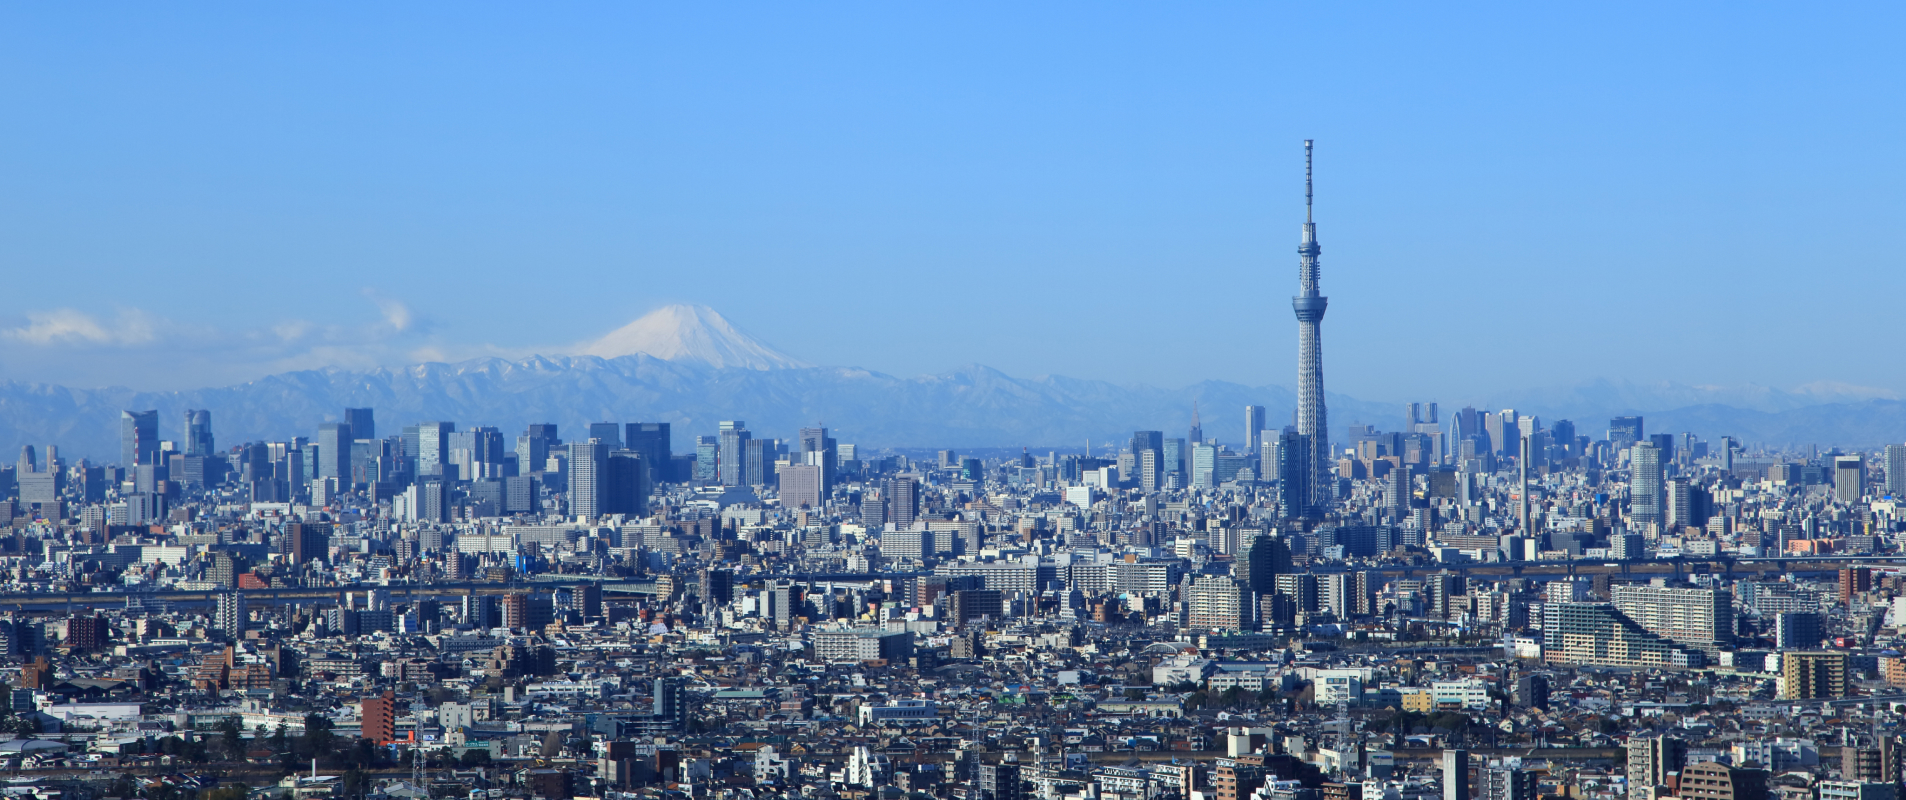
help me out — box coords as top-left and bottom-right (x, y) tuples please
(577, 304), (810, 370)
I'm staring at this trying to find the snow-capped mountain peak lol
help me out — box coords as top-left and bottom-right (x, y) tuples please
(576, 304), (811, 370)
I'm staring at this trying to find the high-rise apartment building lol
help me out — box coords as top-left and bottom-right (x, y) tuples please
(1882, 444), (1906, 498)
(361, 691), (396, 743)
(1627, 735), (1685, 798)
(1676, 762), (1765, 800)
(887, 477), (919, 529)
(570, 438), (606, 520)
(1631, 442), (1663, 526)
(1186, 575), (1249, 630)
(1480, 768), (1536, 800)
(1781, 651), (1849, 699)
(214, 592), (247, 638)
(1841, 567), (1873, 603)
(1611, 584), (1733, 653)
(1443, 749), (1470, 800)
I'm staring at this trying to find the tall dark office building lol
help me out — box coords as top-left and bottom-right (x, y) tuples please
(316, 423), (353, 483)
(1245, 405), (1268, 453)
(1275, 428), (1310, 516)
(1243, 533), (1291, 596)
(588, 422), (623, 451)
(744, 439), (772, 487)
(603, 450), (649, 516)
(343, 408), (375, 442)
(625, 423), (672, 483)
(701, 568), (734, 606)
(283, 522), (333, 566)
(1609, 416), (1644, 448)
(121, 410), (158, 467)
(183, 409), (214, 457)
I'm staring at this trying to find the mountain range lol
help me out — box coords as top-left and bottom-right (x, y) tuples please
(1, 304), (1901, 461)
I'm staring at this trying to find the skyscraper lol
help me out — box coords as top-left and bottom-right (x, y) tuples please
(887, 476), (918, 529)
(1244, 405), (1267, 453)
(1631, 442), (1663, 526)
(1291, 140), (1331, 516)
(1609, 416), (1645, 449)
(1835, 455), (1865, 503)
(1886, 444), (1906, 498)
(121, 410), (158, 467)
(625, 423), (672, 484)
(317, 422), (352, 483)
(343, 408), (375, 442)
(718, 421), (750, 486)
(570, 438), (606, 520)
(517, 424), (558, 476)
(184, 409), (214, 457)
(416, 421), (454, 476)
(588, 422), (624, 450)
(215, 591), (247, 638)
(1188, 403), (1203, 446)
(798, 426), (836, 490)
(1131, 431), (1163, 491)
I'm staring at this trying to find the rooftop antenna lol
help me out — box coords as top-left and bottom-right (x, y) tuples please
(1305, 138), (1314, 224)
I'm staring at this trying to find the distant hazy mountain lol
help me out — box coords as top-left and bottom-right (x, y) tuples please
(0, 307), (1900, 461)
(0, 355), (1398, 461)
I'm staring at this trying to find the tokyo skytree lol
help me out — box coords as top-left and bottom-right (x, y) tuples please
(1292, 140), (1331, 516)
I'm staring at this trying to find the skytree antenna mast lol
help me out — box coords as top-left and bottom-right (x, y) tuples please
(1292, 140), (1331, 517)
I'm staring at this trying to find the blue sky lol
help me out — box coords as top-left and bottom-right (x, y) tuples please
(1, 3), (1901, 401)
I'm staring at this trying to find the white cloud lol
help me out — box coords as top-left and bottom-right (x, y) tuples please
(361, 290), (415, 332)
(1, 308), (158, 346)
(0, 296), (472, 389)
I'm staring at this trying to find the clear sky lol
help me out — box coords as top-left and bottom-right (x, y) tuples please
(1, 3), (1901, 400)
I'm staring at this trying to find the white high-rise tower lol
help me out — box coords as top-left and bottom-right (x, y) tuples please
(1292, 140), (1331, 515)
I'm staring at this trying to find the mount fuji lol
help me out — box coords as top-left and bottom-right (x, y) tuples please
(576, 305), (811, 370)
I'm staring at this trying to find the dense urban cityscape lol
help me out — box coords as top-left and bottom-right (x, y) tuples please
(2, 140), (1906, 800)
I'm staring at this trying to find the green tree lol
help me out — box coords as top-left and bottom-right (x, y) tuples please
(219, 715), (244, 757)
